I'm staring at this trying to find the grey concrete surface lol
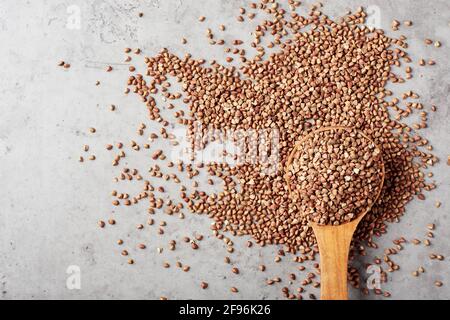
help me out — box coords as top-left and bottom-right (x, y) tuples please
(0, 0), (449, 300)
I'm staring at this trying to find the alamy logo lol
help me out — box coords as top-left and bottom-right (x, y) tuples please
(366, 265), (381, 290)
(66, 265), (81, 290)
(365, 5), (381, 29)
(66, 5), (81, 30)
(169, 121), (280, 176)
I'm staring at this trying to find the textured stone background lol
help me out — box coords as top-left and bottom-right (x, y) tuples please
(0, 0), (449, 299)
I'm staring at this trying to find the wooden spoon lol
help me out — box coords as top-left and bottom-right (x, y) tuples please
(285, 126), (385, 300)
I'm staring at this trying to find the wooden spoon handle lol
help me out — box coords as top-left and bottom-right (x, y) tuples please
(311, 222), (359, 300)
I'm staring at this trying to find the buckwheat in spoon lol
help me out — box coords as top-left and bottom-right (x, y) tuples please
(285, 126), (385, 300)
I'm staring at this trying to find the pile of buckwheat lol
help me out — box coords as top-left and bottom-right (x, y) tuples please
(125, 4), (436, 253)
(286, 128), (384, 226)
(75, 0), (445, 298)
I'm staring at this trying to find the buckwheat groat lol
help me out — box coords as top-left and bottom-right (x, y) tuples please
(286, 128), (384, 226)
